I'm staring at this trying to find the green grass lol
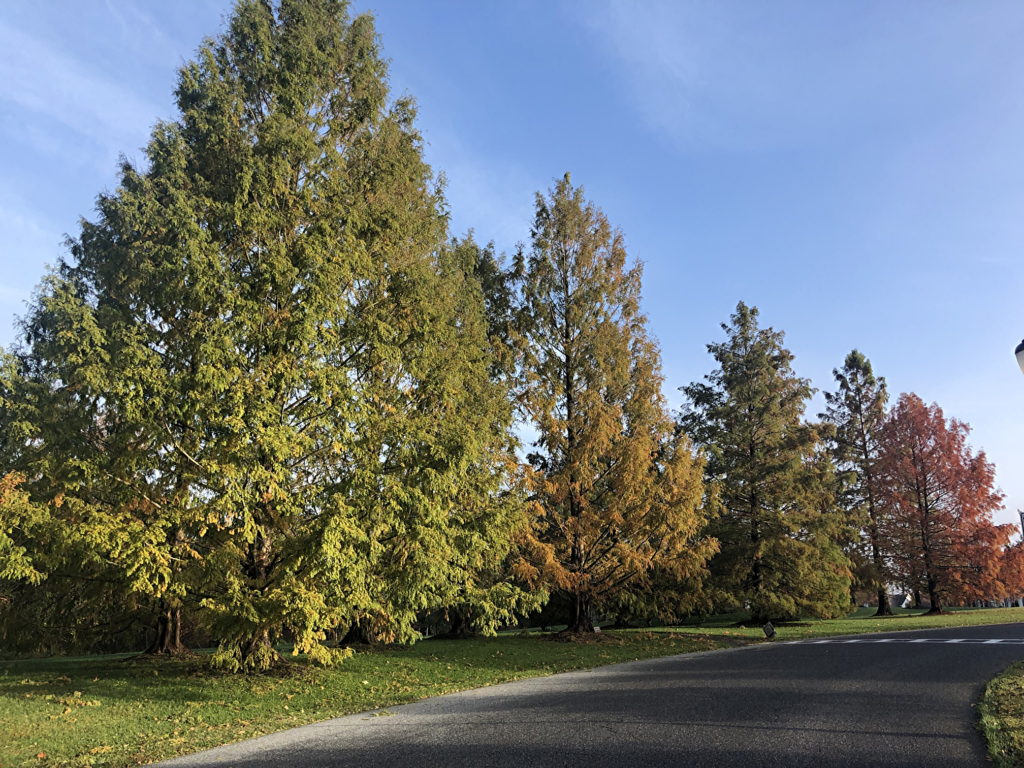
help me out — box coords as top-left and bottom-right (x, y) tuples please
(2, 606), (1023, 768)
(653, 605), (1024, 641)
(979, 659), (1024, 766)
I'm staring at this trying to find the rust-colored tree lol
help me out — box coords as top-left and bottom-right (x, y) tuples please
(877, 394), (1007, 613)
(998, 538), (1024, 604)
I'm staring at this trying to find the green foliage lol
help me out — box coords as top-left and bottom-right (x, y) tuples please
(0, 344), (161, 655)
(822, 350), (892, 609)
(427, 237), (542, 637)
(0, 474), (48, 585)
(1, 0), (524, 669)
(681, 302), (852, 622)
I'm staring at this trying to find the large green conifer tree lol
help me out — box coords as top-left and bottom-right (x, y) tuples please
(1, 0), (522, 669)
(822, 350), (892, 615)
(429, 237), (540, 637)
(681, 303), (851, 622)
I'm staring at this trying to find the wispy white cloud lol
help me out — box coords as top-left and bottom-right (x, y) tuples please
(440, 145), (536, 253)
(0, 187), (64, 343)
(103, 0), (197, 65)
(0, 110), (97, 173)
(418, 121), (536, 253)
(579, 1), (1023, 153)
(0, 20), (163, 159)
(579, 2), (709, 147)
(0, 187), (63, 268)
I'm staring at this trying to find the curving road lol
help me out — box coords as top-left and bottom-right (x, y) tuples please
(159, 622), (1024, 767)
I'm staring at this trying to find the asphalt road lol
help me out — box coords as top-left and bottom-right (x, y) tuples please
(159, 622), (1024, 767)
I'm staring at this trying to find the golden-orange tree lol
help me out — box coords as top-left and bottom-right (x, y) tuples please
(877, 393), (1010, 612)
(515, 175), (713, 633)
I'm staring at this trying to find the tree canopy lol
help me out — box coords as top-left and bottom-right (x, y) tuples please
(822, 350), (892, 615)
(516, 175), (712, 633)
(877, 394), (1010, 613)
(0, 0), (524, 670)
(682, 303), (852, 622)
(1, 0), (1019, 665)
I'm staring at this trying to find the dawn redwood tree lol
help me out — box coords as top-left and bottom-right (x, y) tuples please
(822, 350), (893, 615)
(877, 394), (1007, 613)
(681, 303), (852, 623)
(517, 175), (712, 634)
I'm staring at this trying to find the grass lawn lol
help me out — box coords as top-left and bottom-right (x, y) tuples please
(658, 604), (1024, 640)
(979, 659), (1024, 767)
(2, 606), (1023, 768)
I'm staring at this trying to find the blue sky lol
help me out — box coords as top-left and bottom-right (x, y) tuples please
(1, 1), (1022, 526)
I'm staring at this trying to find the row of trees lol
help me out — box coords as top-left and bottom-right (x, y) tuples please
(0, 0), (1018, 669)
(0, 0), (706, 669)
(685, 316), (1018, 624)
(823, 354), (1017, 615)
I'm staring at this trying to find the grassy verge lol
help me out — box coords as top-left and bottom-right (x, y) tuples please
(657, 605), (1024, 641)
(1, 606), (1022, 768)
(979, 659), (1024, 766)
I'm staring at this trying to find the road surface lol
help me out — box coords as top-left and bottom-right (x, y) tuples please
(160, 622), (1024, 767)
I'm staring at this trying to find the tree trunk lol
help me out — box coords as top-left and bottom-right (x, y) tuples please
(238, 628), (276, 668)
(234, 526), (281, 668)
(874, 588), (893, 617)
(869, 523), (892, 616)
(341, 618), (372, 645)
(146, 602), (186, 655)
(565, 592), (594, 633)
(445, 607), (476, 638)
(925, 577), (943, 614)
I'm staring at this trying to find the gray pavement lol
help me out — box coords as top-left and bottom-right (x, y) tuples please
(158, 622), (1024, 767)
